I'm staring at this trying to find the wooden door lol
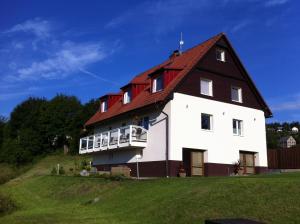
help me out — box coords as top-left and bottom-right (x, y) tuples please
(240, 152), (255, 174)
(191, 151), (204, 176)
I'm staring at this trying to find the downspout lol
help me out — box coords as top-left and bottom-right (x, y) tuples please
(161, 110), (169, 178)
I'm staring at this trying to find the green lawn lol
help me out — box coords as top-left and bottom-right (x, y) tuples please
(1, 155), (300, 224)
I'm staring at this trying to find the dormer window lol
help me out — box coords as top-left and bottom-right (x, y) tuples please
(123, 90), (132, 104)
(152, 75), (163, 93)
(216, 49), (226, 62)
(101, 100), (108, 112)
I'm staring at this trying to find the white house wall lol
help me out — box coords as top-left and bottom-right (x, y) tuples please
(92, 103), (170, 165)
(169, 92), (268, 167)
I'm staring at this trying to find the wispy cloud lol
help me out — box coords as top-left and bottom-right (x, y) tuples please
(264, 0), (289, 7)
(105, 0), (211, 35)
(230, 20), (252, 33)
(270, 93), (300, 112)
(1, 18), (119, 82)
(14, 41), (107, 80)
(3, 18), (52, 39)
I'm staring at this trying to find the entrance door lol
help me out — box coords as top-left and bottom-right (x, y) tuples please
(239, 152), (255, 174)
(191, 151), (204, 176)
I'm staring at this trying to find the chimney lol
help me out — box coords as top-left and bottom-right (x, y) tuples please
(169, 50), (180, 60)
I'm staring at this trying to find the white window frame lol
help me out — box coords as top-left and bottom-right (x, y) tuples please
(233, 119), (243, 136)
(152, 75), (163, 93)
(216, 49), (226, 62)
(123, 90), (131, 104)
(231, 86), (243, 103)
(101, 100), (108, 112)
(200, 79), (213, 96)
(201, 113), (213, 131)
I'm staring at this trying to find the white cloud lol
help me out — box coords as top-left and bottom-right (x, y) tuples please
(270, 93), (300, 112)
(3, 18), (51, 39)
(105, 0), (210, 34)
(231, 20), (252, 33)
(15, 41), (107, 80)
(264, 0), (289, 7)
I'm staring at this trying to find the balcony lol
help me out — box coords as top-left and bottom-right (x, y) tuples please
(79, 125), (148, 154)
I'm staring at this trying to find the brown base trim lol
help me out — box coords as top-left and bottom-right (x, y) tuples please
(255, 166), (268, 174)
(94, 161), (268, 177)
(94, 160), (181, 177)
(204, 163), (234, 176)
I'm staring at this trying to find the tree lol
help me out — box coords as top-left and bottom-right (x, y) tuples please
(39, 94), (83, 153)
(0, 116), (7, 147)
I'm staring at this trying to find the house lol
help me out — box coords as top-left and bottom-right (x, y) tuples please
(278, 136), (296, 148)
(291, 127), (299, 133)
(79, 33), (272, 177)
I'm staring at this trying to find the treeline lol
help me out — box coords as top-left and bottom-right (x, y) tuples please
(0, 95), (99, 166)
(266, 122), (300, 149)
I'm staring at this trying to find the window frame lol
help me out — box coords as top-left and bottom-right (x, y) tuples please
(233, 119), (243, 136)
(200, 78), (213, 97)
(123, 90), (132, 104)
(231, 86), (243, 103)
(201, 113), (213, 131)
(101, 100), (108, 112)
(152, 75), (163, 93)
(216, 48), (226, 62)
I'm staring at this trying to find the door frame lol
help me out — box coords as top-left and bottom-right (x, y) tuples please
(239, 151), (256, 174)
(182, 148), (205, 176)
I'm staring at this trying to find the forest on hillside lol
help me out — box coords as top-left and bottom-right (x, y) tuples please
(266, 122), (300, 149)
(0, 95), (99, 166)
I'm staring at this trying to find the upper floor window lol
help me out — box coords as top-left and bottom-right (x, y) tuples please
(101, 100), (108, 112)
(152, 75), (163, 93)
(123, 90), (132, 104)
(200, 79), (213, 96)
(201, 113), (213, 131)
(216, 49), (226, 62)
(231, 86), (242, 103)
(233, 119), (243, 136)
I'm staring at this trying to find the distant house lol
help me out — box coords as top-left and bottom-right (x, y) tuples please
(292, 127), (299, 133)
(277, 127), (283, 132)
(278, 136), (296, 148)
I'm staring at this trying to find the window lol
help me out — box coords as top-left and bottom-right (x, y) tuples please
(231, 86), (242, 103)
(200, 79), (213, 96)
(101, 100), (108, 112)
(138, 116), (150, 130)
(201, 113), (213, 130)
(152, 75), (163, 93)
(123, 90), (132, 104)
(233, 119), (243, 136)
(216, 49), (226, 62)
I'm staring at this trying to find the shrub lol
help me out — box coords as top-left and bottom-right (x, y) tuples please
(233, 160), (241, 175)
(50, 167), (57, 175)
(50, 165), (65, 175)
(59, 166), (65, 175)
(0, 165), (17, 185)
(0, 193), (16, 216)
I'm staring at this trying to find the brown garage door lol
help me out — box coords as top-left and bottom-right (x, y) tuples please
(240, 152), (255, 174)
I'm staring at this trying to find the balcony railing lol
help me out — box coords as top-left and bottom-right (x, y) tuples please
(79, 125), (148, 154)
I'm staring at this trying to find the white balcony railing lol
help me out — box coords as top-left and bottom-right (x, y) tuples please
(79, 125), (148, 154)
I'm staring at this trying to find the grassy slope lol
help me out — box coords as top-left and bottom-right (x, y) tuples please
(1, 155), (300, 224)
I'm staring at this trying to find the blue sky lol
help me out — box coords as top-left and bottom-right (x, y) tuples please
(0, 0), (299, 122)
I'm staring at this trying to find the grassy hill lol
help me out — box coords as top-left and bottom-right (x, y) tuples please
(1, 155), (300, 224)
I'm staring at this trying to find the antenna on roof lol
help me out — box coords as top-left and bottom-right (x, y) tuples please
(179, 32), (184, 54)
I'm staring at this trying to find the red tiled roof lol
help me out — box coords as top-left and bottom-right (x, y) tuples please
(85, 33), (224, 126)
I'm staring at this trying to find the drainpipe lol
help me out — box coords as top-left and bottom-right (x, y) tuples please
(161, 110), (169, 178)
